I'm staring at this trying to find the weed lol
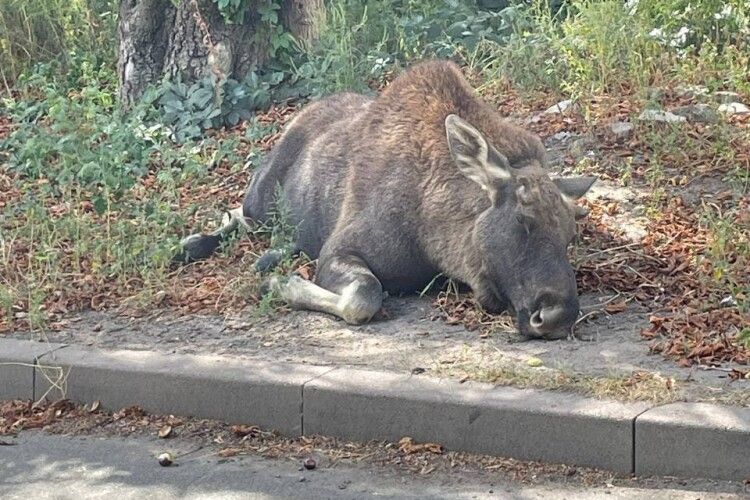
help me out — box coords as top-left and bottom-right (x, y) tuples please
(0, 0), (117, 92)
(431, 348), (679, 403)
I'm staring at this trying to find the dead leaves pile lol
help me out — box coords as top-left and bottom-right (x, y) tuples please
(0, 399), (75, 434)
(431, 291), (513, 336)
(397, 436), (443, 455)
(1, 398), (610, 483)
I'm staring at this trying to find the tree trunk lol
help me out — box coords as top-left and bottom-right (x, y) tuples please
(117, 0), (322, 108)
(281, 0), (323, 50)
(117, 0), (174, 109)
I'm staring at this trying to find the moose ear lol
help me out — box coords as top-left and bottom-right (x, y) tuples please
(445, 114), (511, 194)
(553, 176), (597, 200)
(554, 176), (596, 220)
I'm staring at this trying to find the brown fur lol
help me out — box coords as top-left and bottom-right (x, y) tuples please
(182, 60), (594, 338)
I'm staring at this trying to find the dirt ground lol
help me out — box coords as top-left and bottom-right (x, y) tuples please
(7, 127), (748, 405)
(12, 288), (747, 405)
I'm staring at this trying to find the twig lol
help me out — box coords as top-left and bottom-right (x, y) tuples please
(580, 292), (622, 310)
(575, 309), (601, 325)
(584, 243), (639, 258)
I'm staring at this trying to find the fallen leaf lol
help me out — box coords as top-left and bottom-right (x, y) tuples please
(397, 436), (443, 455)
(231, 424), (259, 437)
(158, 425), (173, 438)
(217, 447), (242, 458)
(604, 301), (628, 313)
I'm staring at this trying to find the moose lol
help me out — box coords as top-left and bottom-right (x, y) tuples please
(177, 60), (595, 340)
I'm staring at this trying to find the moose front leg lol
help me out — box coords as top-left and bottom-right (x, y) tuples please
(267, 254), (383, 325)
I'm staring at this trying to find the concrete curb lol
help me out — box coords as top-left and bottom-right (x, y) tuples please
(1, 339), (748, 481)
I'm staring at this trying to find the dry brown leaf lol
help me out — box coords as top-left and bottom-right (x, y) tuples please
(604, 301), (628, 313)
(217, 447), (242, 458)
(231, 424), (259, 437)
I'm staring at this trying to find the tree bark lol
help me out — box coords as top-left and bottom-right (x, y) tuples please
(281, 0), (323, 50)
(117, 0), (174, 109)
(117, 0), (323, 108)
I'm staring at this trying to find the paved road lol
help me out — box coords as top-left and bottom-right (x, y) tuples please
(0, 432), (745, 499)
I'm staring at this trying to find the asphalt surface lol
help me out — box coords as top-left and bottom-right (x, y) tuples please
(0, 432), (747, 499)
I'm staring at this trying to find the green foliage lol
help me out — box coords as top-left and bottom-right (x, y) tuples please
(155, 70), (284, 143)
(635, 0), (750, 53)
(739, 328), (750, 349)
(481, 0), (750, 96)
(4, 63), (144, 197)
(0, 57), (248, 329)
(215, 0), (254, 23)
(214, 0), (294, 59)
(290, 0), (528, 95)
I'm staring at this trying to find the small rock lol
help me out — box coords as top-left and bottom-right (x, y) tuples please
(712, 91), (742, 104)
(544, 99), (572, 114)
(526, 357), (544, 368)
(569, 134), (596, 158)
(718, 102), (750, 115)
(671, 104), (718, 123)
(637, 109), (686, 123)
(609, 121), (633, 139)
(675, 84), (708, 99)
(551, 131), (573, 142)
(720, 296), (738, 308)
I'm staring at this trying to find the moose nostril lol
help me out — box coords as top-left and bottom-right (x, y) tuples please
(530, 305), (570, 332)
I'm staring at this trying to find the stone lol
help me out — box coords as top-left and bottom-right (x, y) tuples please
(645, 87), (665, 102)
(675, 84), (709, 99)
(544, 99), (572, 114)
(304, 367), (650, 473)
(0, 339), (66, 400)
(670, 104), (718, 123)
(717, 102), (750, 115)
(609, 121), (633, 139)
(637, 109), (686, 123)
(35, 345), (332, 435)
(635, 402), (750, 481)
(712, 90), (742, 104)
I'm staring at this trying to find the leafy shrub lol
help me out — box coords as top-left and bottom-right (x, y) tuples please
(290, 0), (532, 94)
(155, 70), (285, 143)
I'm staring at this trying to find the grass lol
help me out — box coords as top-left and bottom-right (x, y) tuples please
(433, 349), (750, 405)
(431, 349), (680, 403)
(0, 0), (117, 93)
